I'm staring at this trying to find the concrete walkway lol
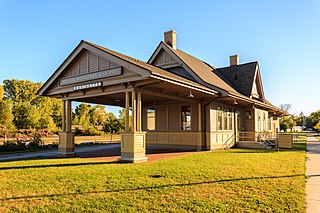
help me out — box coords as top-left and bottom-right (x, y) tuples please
(306, 135), (320, 213)
(0, 143), (120, 162)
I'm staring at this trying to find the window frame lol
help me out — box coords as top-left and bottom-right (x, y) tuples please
(146, 107), (156, 131)
(180, 105), (192, 131)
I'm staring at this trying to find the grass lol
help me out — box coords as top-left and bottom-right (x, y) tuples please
(0, 143), (306, 212)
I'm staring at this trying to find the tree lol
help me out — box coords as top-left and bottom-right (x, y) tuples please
(293, 111), (304, 127)
(280, 116), (296, 132)
(12, 102), (41, 129)
(3, 79), (42, 103)
(280, 103), (292, 114)
(75, 103), (91, 130)
(306, 110), (320, 129)
(103, 112), (124, 141)
(0, 85), (3, 100)
(94, 105), (107, 125)
(314, 121), (320, 132)
(0, 100), (14, 130)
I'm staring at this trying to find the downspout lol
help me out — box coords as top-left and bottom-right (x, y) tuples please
(233, 105), (242, 146)
(202, 96), (221, 151)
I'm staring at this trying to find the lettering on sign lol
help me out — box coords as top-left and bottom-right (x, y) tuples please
(60, 67), (122, 86)
(73, 82), (102, 91)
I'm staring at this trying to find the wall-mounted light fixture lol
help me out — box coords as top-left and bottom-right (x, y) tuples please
(187, 90), (194, 98)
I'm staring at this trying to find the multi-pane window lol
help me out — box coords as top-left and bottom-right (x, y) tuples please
(217, 106), (233, 131)
(256, 109), (269, 132)
(147, 108), (155, 130)
(263, 113), (266, 130)
(181, 106), (191, 130)
(223, 109), (228, 130)
(236, 111), (241, 131)
(268, 117), (272, 131)
(217, 107), (223, 130)
(228, 109), (233, 130)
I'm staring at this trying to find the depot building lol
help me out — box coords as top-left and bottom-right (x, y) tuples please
(39, 30), (285, 162)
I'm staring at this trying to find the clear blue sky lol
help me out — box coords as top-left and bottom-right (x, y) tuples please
(0, 0), (319, 116)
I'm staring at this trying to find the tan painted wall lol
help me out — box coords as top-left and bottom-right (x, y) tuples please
(206, 102), (236, 150)
(143, 103), (201, 148)
(143, 103), (200, 132)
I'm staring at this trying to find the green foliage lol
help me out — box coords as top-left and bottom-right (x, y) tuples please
(280, 116), (296, 132)
(314, 121), (320, 132)
(0, 100), (14, 130)
(3, 79), (42, 102)
(306, 110), (320, 129)
(12, 102), (40, 129)
(2, 79), (62, 131)
(75, 103), (91, 130)
(103, 112), (124, 134)
(0, 85), (3, 100)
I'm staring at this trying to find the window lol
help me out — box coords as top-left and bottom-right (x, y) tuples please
(263, 112), (266, 131)
(181, 106), (191, 130)
(228, 109), (233, 130)
(236, 111), (241, 131)
(217, 107), (222, 130)
(223, 109), (228, 130)
(218, 106), (233, 131)
(147, 108), (155, 130)
(268, 117), (272, 131)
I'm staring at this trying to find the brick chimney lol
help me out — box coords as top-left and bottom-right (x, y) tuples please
(164, 30), (177, 49)
(229, 55), (239, 66)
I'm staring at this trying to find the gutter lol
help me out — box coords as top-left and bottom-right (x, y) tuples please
(202, 96), (221, 150)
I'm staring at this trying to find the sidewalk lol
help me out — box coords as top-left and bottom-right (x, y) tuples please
(0, 143), (121, 162)
(306, 135), (320, 213)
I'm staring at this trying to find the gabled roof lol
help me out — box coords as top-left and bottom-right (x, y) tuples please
(149, 42), (239, 95)
(39, 40), (217, 96)
(216, 62), (258, 97)
(84, 41), (217, 94)
(147, 40), (285, 112)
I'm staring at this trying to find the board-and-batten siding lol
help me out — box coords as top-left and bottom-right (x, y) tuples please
(143, 103), (202, 150)
(62, 50), (119, 78)
(168, 105), (179, 131)
(207, 103), (235, 149)
(154, 49), (175, 65)
(156, 105), (168, 131)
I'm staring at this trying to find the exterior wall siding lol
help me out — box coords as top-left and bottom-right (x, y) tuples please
(143, 103), (201, 149)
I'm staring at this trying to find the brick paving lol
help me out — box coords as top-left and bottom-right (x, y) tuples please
(77, 146), (198, 163)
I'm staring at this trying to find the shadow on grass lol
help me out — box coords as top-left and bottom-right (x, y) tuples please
(0, 173), (306, 201)
(0, 160), (126, 170)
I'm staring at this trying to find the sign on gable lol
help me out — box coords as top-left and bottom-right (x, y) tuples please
(60, 67), (122, 86)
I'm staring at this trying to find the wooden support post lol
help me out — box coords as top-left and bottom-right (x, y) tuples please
(120, 90), (147, 163)
(58, 99), (75, 157)
(66, 100), (72, 132)
(198, 103), (201, 131)
(62, 100), (66, 132)
(125, 91), (130, 132)
(132, 91), (136, 132)
(197, 103), (202, 151)
(137, 91), (141, 132)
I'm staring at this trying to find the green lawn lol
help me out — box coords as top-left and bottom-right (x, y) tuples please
(0, 143), (306, 212)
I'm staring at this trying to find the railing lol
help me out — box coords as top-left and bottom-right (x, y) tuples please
(238, 131), (276, 142)
(222, 134), (236, 150)
(238, 131), (277, 149)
